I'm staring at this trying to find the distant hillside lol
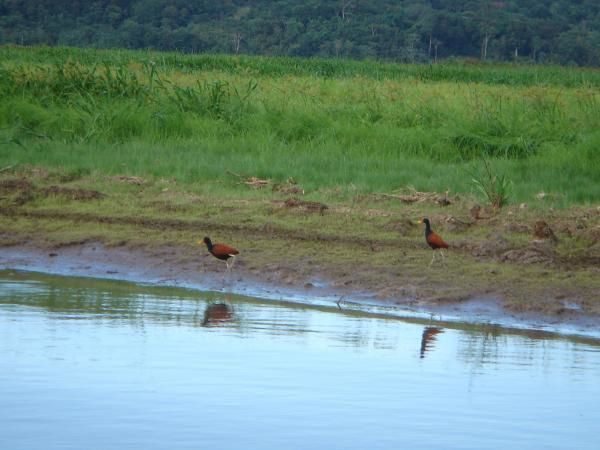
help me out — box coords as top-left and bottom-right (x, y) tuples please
(1, 0), (599, 66)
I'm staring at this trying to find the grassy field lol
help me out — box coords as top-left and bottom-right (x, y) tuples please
(0, 45), (599, 206)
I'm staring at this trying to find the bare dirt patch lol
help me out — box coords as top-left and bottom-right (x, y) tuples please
(40, 186), (105, 201)
(283, 197), (329, 214)
(0, 178), (34, 191)
(0, 178), (105, 203)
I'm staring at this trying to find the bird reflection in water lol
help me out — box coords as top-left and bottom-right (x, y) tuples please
(420, 326), (444, 358)
(202, 302), (235, 327)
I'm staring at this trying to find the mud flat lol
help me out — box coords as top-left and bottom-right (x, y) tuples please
(2, 238), (599, 340)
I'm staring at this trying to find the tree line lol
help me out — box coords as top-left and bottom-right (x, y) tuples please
(1, 0), (599, 67)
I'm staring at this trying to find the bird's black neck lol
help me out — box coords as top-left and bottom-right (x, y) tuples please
(424, 221), (432, 237)
(204, 239), (213, 251)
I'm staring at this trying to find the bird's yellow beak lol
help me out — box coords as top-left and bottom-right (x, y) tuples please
(197, 240), (203, 245)
(418, 219), (423, 224)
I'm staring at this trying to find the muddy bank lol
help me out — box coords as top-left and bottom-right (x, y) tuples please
(1, 168), (599, 337)
(1, 240), (599, 339)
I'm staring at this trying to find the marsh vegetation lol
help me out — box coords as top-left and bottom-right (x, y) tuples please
(1, 46), (599, 205)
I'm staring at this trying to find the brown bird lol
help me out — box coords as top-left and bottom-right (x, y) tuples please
(199, 236), (239, 271)
(420, 218), (449, 267)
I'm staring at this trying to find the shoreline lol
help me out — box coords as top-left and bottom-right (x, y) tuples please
(2, 242), (599, 340)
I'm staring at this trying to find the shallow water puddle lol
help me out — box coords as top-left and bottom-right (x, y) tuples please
(1, 270), (599, 450)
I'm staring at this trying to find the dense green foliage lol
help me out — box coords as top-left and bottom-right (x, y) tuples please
(0, 46), (599, 205)
(1, 0), (599, 67)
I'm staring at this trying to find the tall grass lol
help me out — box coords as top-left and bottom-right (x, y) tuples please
(1, 45), (599, 205)
(3, 45), (600, 87)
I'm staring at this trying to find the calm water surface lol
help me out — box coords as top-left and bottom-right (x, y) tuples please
(1, 270), (599, 450)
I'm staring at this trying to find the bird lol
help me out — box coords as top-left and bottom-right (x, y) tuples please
(420, 218), (449, 267)
(199, 236), (239, 271)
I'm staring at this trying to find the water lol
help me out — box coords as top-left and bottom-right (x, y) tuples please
(1, 270), (599, 450)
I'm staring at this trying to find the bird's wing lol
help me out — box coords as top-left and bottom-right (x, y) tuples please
(212, 243), (240, 256)
(428, 232), (449, 249)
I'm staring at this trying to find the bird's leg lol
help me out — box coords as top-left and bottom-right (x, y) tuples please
(224, 256), (237, 278)
(225, 256), (235, 273)
(440, 250), (446, 265)
(429, 251), (436, 267)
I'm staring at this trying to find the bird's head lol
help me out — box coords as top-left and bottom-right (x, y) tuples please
(420, 218), (430, 226)
(198, 236), (211, 246)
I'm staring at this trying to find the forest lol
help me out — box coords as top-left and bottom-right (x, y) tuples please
(1, 0), (599, 67)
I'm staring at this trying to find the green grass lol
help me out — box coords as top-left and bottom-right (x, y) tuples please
(3, 45), (600, 87)
(1, 45), (599, 207)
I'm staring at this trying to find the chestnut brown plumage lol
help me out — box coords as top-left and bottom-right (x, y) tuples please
(200, 236), (239, 271)
(420, 218), (449, 266)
